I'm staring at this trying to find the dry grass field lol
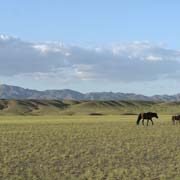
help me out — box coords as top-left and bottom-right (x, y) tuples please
(0, 115), (179, 179)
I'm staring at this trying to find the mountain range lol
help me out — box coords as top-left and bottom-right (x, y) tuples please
(0, 84), (179, 101)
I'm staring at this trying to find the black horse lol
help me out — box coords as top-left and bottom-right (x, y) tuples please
(172, 115), (180, 124)
(136, 112), (158, 126)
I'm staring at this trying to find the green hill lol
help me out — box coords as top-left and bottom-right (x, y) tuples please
(0, 99), (179, 115)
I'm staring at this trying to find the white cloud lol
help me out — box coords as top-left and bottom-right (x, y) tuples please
(0, 36), (180, 84)
(145, 55), (162, 61)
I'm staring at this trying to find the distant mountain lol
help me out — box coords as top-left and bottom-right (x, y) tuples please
(0, 84), (180, 101)
(0, 84), (84, 100)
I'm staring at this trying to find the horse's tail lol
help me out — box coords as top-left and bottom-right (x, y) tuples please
(136, 113), (142, 125)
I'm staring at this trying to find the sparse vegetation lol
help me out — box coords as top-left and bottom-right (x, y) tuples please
(0, 115), (179, 179)
(0, 100), (180, 115)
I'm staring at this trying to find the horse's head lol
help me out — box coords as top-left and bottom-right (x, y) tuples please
(154, 113), (158, 119)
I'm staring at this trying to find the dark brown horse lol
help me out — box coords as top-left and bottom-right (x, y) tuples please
(136, 112), (158, 126)
(172, 115), (180, 124)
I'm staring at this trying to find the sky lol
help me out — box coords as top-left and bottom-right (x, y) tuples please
(0, 0), (180, 95)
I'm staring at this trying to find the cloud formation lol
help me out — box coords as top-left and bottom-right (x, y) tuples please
(0, 35), (180, 84)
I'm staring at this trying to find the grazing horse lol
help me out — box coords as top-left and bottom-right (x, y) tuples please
(136, 112), (158, 126)
(172, 115), (180, 124)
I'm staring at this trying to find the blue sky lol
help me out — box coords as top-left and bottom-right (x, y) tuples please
(0, 0), (180, 95)
(1, 0), (179, 46)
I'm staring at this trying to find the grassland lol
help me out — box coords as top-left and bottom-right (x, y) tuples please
(0, 115), (179, 179)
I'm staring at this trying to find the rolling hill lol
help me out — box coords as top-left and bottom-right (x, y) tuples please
(0, 99), (178, 115)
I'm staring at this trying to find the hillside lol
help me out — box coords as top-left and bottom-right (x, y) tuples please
(0, 99), (179, 115)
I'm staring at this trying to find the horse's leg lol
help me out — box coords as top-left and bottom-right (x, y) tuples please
(151, 119), (154, 125)
(142, 119), (144, 125)
(147, 119), (149, 126)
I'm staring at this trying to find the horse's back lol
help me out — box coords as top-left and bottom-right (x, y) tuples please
(173, 115), (180, 120)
